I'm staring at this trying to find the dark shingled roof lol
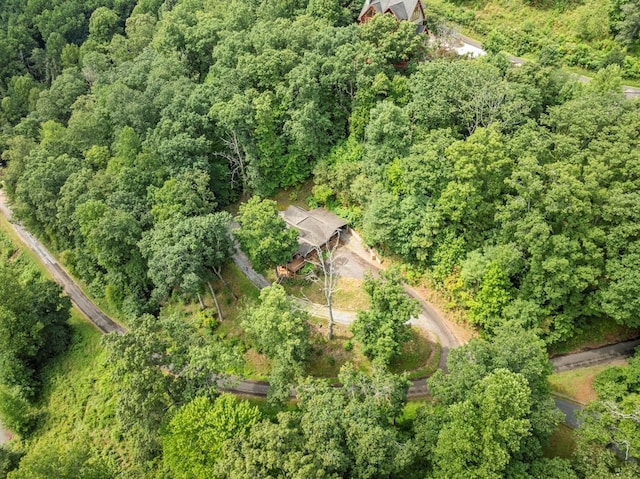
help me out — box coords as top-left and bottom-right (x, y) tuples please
(359, 0), (423, 22)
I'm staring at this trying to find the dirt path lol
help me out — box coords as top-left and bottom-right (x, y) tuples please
(0, 419), (12, 445)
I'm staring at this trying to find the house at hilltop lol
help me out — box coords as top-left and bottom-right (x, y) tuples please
(358, 0), (426, 32)
(278, 206), (348, 274)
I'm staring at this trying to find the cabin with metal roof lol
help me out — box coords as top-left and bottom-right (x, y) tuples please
(279, 206), (348, 273)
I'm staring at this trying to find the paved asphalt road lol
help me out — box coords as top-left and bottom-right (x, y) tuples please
(555, 398), (582, 429)
(552, 339), (640, 372)
(0, 191), (124, 334)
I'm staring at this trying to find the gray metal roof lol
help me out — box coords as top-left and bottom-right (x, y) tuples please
(280, 206), (348, 257)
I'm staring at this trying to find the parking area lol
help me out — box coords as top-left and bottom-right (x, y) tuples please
(333, 231), (381, 280)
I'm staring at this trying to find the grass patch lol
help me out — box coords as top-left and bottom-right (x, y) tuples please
(282, 276), (370, 311)
(161, 262), (266, 379)
(389, 327), (441, 380)
(26, 309), (133, 474)
(306, 319), (371, 379)
(270, 179), (315, 211)
(543, 424), (577, 460)
(0, 215), (51, 280)
(306, 320), (439, 381)
(549, 360), (627, 404)
(549, 317), (640, 355)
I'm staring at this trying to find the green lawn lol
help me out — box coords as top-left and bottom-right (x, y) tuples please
(549, 360), (627, 404)
(282, 276), (370, 312)
(306, 318), (372, 379)
(389, 328), (441, 380)
(307, 319), (439, 381)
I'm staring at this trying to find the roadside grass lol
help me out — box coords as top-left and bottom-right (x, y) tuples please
(59, 250), (130, 327)
(549, 360), (627, 405)
(30, 309), (131, 473)
(543, 424), (577, 460)
(409, 271), (476, 344)
(565, 64), (640, 88)
(0, 216), (51, 280)
(549, 317), (640, 356)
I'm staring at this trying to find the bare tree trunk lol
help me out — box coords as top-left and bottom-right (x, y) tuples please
(309, 231), (343, 340)
(214, 266), (237, 300)
(208, 281), (224, 322)
(197, 292), (205, 310)
(327, 295), (334, 341)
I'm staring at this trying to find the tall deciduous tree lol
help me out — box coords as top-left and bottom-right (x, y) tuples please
(103, 313), (237, 463)
(241, 284), (309, 403)
(351, 270), (419, 366)
(427, 325), (562, 464)
(309, 234), (343, 340)
(577, 351), (640, 462)
(613, 1), (640, 46)
(234, 196), (299, 278)
(216, 367), (412, 478)
(139, 212), (233, 302)
(0, 264), (71, 399)
(433, 369), (533, 479)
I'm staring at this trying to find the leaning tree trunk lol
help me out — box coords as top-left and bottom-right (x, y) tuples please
(208, 281), (224, 322)
(214, 266), (237, 300)
(196, 292), (206, 310)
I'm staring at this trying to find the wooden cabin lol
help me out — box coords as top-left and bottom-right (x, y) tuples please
(278, 206), (348, 275)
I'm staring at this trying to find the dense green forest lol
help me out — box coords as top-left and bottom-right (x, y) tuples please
(1, 0), (640, 477)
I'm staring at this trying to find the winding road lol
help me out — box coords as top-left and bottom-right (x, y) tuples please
(1, 192), (637, 429)
(0, 191), (124, 334)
